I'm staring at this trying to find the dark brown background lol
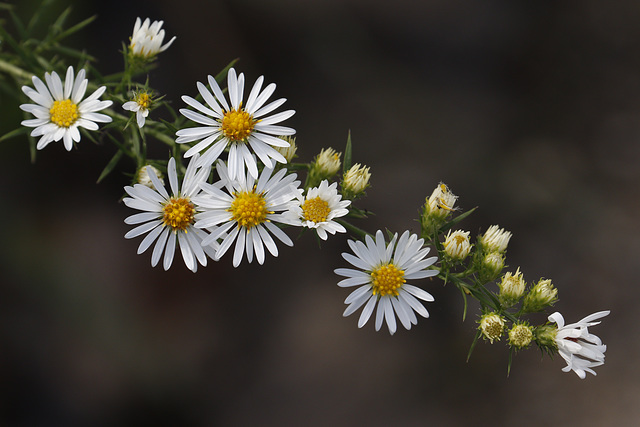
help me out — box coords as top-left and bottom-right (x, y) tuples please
(1, 0), (638, 425)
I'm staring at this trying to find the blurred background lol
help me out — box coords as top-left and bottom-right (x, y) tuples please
(1, 0), (639, 425)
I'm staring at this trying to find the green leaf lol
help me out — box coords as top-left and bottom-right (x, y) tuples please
(51, 15), (97, 44)
(466, 329), (482, 362)
(460, 285), (468, 322)
(0, 126), (30, 143)
(438, 206), (478, 234)
(213, 58), (239, 84)
(507, 348), (513, 377)
(97, 149), (124, 183)
(27, 0), (57, 34)
(343, 130), (352, 173)
(9, 7), (27, 41)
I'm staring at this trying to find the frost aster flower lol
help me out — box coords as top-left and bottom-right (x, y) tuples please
(548, 310), (609, 379)
(123, 156), (216, 272)
(194, 160), (300, 267)
(335, 230), (438, 335)
(176, 68), (295, 180)
(285, 180), (351, 240)
(123, 91), (152, 127)
(129, 17), (176, 58)
(20, 66), (112, 151)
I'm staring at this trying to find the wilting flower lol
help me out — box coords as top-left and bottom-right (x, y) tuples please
(20, 66), (112, 151)
(335, 230), (438, 335)
(508, 322), (534, 350)
(479, 312), (505, 344)
(422, 182), (457, 230)
(548, 310), (609, 379)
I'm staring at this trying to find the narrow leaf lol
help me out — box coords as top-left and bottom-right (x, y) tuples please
(343, 130), (352, 173)
(97, 149), (124, 183)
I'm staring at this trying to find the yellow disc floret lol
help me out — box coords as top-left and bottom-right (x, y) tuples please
(162, 197), (195, 232)
(136, 92), (151, 109)
(301, 196), (331, 223)
(49, 99), (79, 128)
(221, 108), (256, 142)
(370, 263), (406, 297)
(229, 190), (271, 229)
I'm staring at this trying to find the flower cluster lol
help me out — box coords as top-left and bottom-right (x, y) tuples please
(2, 5), (610, 381)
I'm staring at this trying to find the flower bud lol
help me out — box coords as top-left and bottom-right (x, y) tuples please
(443, 229), (471, 261)
(478, 312), (505, 343)
(534, 324), (558, 353)
(421, 183), (458, 231)
(275, 136), (298, 163)
(342, 163), (371, 196)
(477, 251), (504, 283)
(479, 225), (512, 253)
(509, 322), (534, 349)
(522, 278), (558, 313)
(314, 147), (341, 176)
(498, 267), (526, 306)
(307, 147), (341, 188)
(136, 164), (164, 189)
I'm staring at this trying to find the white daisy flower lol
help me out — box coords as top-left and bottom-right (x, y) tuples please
(123, 92), (152, 128)
(123, 155), (217, 272)
(19, 66), (112, 151)
(194, 159), (300, 267)
(335, 230), (438, 335)
(176, 68), (295, 180)
(129, 17), (176, 58)
(285, 180), (351, 240)
(548, 310), (609, 379)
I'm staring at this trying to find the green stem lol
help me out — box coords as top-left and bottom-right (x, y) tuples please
(336, 219), (371, 239)
(0, 58), (33, 81)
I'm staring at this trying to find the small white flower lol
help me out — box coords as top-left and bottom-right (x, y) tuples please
(123, 92), (152, 127)
(548, 310), (609, 379)
(335, 230), (438, 335)
(123, 155), (217, 272)
(176, 68), (295, 180)
(129, 17), (176, 58)
(285, 180), (351, 240)
(194, 160), (300, 267)
(20, 66), (112, 151)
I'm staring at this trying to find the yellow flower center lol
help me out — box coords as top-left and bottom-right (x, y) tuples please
(162, 197), (195, 232)
(370, 263), (406, 297)
(49, 99), (79, 128)
(301, 196), (331, 223)
(221, 108), (256, 142)
(137, 93), (151, 109)
(229, 190), (271, 229)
